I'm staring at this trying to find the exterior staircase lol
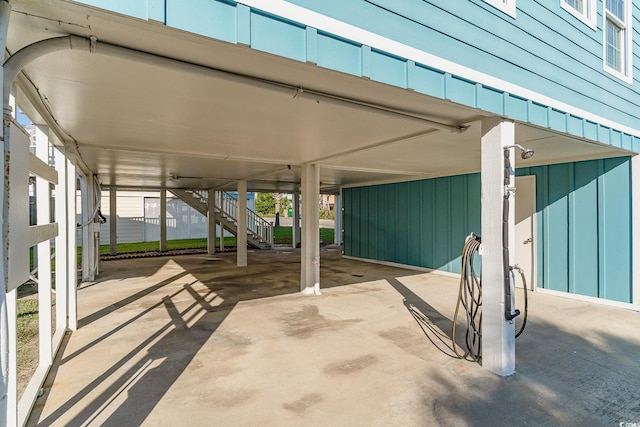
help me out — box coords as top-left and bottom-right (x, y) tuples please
(169, 189), (273, 249)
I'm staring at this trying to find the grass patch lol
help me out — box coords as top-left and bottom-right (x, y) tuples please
(16, 283), (40, 400)
(98, 227), (335, 254)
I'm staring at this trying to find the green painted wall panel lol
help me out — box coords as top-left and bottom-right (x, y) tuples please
(433, 178), (451, 271)
(408, 181), (422, 267)
(421, 179), (435, 268)
(572, 161), (599, 297)
(546, 164), (570, 292)
(344, 157), (632, 303)
(396, 183), (409, 264)
(600, 158), (632, 302)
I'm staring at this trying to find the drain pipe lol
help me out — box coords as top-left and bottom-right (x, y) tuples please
(8, 34), (464, 134)
(2, 35), (92, 135)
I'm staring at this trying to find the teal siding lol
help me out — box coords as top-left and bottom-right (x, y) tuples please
(345, 157), (632, 303)
(517, 157), (633, 303)
(287, 0), (640, 136)
(344, 174), (481, 275)
(75, 0), (640, 146)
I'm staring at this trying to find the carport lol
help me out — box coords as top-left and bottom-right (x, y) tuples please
(1, 1), (638, 425)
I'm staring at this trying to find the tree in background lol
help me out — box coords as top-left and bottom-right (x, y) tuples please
(255, 192), (275, 216)
(255, 193), (292, 218)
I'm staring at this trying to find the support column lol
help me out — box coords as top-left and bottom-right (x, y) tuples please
(207, 189), (216, 255)
(53, 146), (68, 334)
(67, 152), (77, 331)
(35, 125), (53, 367)
(237, 181), (247, 267)
(481, 117), (516, 376)
(0, 4), (13, 421)
(334, 193), (342, 245)
(160, 190), (167, 252)
(633, 155), (640, 306)
(80, 173), (95, 282)
(300, 164), (320, 294)
(218, 191), (225, 251)
(109, 188), (117, 255)
(292, 192), (300, 248)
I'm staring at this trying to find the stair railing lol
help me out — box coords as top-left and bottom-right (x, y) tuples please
(219, 192), (273, 245)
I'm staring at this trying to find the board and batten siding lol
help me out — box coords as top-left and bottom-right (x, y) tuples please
(75, 0), (640, 150)
(343, 157), (633, 303)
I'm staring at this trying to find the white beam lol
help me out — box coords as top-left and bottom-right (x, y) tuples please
(292, 192), (300, 248)
(633, 155), (640, 306)
(35, 124), (53, 368)
(29, 224), (58, 246)
(481, 117), (516, 376)
(301, 164), (320, 294)
(66, 152), (77, 331)
(109, 188), (117, 255)
(29, 152), (58, 185)
(160, 190), (167, 252)
(207, 189), (216, 255)
(237, 181), (247, 267)
(334, 193), (342, 245)
(53, 146), (69, 333)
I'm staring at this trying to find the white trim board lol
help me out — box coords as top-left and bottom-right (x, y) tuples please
(240, 0), (640, 138)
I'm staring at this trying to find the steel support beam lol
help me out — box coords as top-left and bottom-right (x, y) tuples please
(481, 117), (516, 376)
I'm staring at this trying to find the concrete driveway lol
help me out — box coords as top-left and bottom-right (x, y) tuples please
(28, 249), (640, 426)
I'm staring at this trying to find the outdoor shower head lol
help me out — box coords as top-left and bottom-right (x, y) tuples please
(504, 144), (535, 160)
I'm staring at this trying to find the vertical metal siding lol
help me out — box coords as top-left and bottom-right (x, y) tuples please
(345, 157), (632, 303)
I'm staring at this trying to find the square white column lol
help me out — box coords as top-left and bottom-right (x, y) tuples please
(481, 117), (516, 376)
(237, 181), (248, 267)
(160, 190), (167, 252)
(300, 164), (320, 294)
(207, 189), (216, 255)
(109, 188), (117, 255)
(632, 155), (640, 306)
(292, 192), (300, 248)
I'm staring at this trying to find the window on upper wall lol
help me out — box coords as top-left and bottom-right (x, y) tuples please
(561, 0), (596, 29)
(482, 0), (516, 18)
(603, 0), (633, 83)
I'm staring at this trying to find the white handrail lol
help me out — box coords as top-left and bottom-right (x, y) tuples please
(191, 190), (273, 245)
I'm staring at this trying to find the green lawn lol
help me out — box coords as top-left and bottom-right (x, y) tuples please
(98, 226), (335, 255)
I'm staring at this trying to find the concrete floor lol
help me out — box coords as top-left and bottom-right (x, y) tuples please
(28, 248), (640, 426)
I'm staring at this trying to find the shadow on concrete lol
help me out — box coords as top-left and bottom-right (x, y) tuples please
(28, 250), (640, 426)
(30, 249), (423, 426)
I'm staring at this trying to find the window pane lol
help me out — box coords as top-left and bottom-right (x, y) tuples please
(606, 0), (624, 20)
(606, 20), (622, 71)
(566, 0), (585, 13)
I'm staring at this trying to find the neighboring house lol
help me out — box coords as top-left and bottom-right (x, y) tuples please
(97, 191), (255, 245)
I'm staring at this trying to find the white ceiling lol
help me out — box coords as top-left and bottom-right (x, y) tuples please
(9, 0), (630, 193)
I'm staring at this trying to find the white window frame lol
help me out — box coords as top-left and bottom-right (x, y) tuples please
(603, 0), (633, 84)
(482, 0), (516, 18)
(561, 0), (597, 30)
